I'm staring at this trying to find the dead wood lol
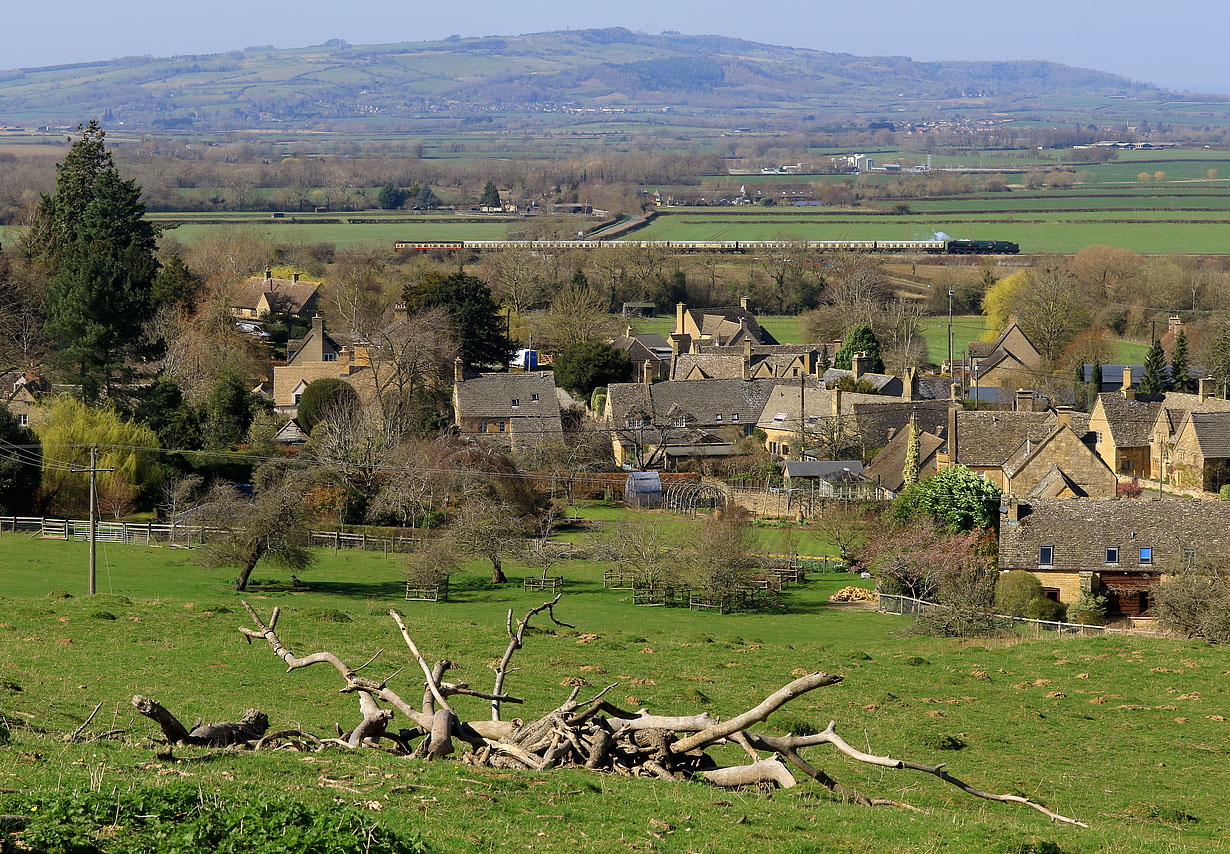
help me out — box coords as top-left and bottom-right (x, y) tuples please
(65, 701), (104, 741)
(130, 696), (268, 747)
(698, 756), (796, 789)
(492, 594), (574, 721)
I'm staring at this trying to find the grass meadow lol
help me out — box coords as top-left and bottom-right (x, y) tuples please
(1, 507), (1228, 853)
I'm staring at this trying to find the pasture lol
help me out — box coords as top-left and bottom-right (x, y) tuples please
(0, 521), (1227, 853)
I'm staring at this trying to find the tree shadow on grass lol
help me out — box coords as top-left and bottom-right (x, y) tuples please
(253, 579), (408, 600)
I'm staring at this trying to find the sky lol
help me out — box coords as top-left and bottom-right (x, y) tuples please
(3, 0), (1227, 94)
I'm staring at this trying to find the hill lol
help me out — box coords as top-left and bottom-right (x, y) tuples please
(0, 28), (1205, 133)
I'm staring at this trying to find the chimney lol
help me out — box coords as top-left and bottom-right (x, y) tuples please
(951, 382), (962, 403)
(805, 350), (817, 376)
(1056, 405), (1072, 428)
(1004, 496), (1020, 524)
(739, 295), (750, 311)
(311, 314), (323, 337)
(264, 267), (272, 283)
(675, 302), (686, 335)
(292, 272), (300, 283)
(392, 302), (408, 320)
(831, 386), (842, 419)
(1122, 366), (1135, 401)
(948, 403), (960, 464)
(625, 325), (633, 338)
(1015, 388), (1034, 413)
(851, 351), (868, 379)
(1199, 376), (1216, 403)
(1169, 315), (1184, 339)
(454, 356), (465, 385)
(903, 366), (918, 400)
(642, 360), (654, 384)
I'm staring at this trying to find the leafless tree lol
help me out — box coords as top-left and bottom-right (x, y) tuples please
(606, 516), (683, 588)
(327, 247), (392, 334)
(0, 249), (48, 371)
(450, 496), (525, 584)
(485, 246), (554, 316)
(366, 438), (454, 529)
(824, 255), (891, 332)
(878, 298), (928, 373)
(365, 306), (459, 433)
(537, 279), (617, 349)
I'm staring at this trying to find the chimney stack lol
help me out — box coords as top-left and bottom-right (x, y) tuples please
(743, 336), (752, 380)
(851, 351), (868, 379)
(1122, 366), (1136, 401)
(951, 382), (962, 403)
(311, 314), (323, 337)
(292, 272), (300, 283)
(1015, 388), (1034, 413)
(739, 295), (750, 311)
(642, 360), (654, 385)
(625, 325), (633, 338)
(1199, 376), (1216, 403)
(1004, 496), (1020, 524)
(265, 267), (272, 282)
(1056, 405), (1072, 428)
(454, 356), (465, 385)
(675, 302), (686, 336)
(1169, 315), (1184, 339)
(903, 366), (918, 400)
(947, 403), (960, 464)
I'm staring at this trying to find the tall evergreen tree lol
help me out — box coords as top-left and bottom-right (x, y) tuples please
(479, 180), (501, 208)
(1139, 340), (1168, 395)
(28, 122), (159, 400)
(402, 271), (511, 369)
(0, 404), (41, 515)
(1170, 331), (1193, 393)
(834, 324), (884, 372)
(902, 417), (920, 489)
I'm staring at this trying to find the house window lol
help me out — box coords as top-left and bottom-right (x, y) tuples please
(772, 412), (787, 423)
(16, 413), (28, 427)
(781, 444), (790, 456)
(1182, 548), (1197, 567)
(625, 418), (644, 429)
(1105, 547), (1119, 565)
(1139, 547), (1152, 566)
(511, 398), (519, 408)
(1042, 588), (1061, 603)
(1038, 545), (1054, 567)
(732, 413), (739, 421)
(769, 442), (778, 454)
(293, 394), (303, 406)
(715, 414), (723, 422)
(531, 393), (539, 402)
(497, 421), (506, 433)
(322, 352), (338, 362)
(479, 421), (488, 434)
(674, 416), (687, 428)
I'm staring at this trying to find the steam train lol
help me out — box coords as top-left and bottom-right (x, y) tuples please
(392, 238), (1020, 254)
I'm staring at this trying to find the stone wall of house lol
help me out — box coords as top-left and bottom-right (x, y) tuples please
(1027, 570), (1084, 604)
(1008, 430), (1117, 498)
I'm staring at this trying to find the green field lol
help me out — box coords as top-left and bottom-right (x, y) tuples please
(163, 220), (516, 249)
(1, 517), (1228, 853)
(923, 316), (1150, 366)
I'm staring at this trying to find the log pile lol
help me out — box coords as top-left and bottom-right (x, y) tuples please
(829, 586), (878, 603)
(129, 596), (1086, 827)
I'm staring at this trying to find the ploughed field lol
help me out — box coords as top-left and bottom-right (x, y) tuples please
(1, 521), (1227, 853)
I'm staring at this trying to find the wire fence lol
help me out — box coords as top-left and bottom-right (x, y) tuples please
(876, 593), (1163, 638)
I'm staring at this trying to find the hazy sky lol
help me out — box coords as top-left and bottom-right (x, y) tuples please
(4, 0), (1227, 93)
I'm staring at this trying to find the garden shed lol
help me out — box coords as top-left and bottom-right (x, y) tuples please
(624, 471), (663, 508)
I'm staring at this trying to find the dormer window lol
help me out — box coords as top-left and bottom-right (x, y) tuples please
(511, 398), (520, 408)
(322, 352), (338, 362)
(530, 393), (539, 402)
(625, 417), (644, 429)
(1039, 545), (1054, 567)
(732, 413), (739, 421)
(1105, 547), (1119, 565)
(674, 416), (687, 428)
(715, 414), (723, 421)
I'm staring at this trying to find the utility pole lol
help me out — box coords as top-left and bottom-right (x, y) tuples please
(947, 289), (955, 377)
(72, 444), (113, 596)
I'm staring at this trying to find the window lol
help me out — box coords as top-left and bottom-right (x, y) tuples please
(769, 442), (778, 454)
(772, 411), (787, 423)
(511, 398), (519, 408)
(293, 394), (303, 406)
(625, 417), (644, 429)
(1038, 545), (1054, 567)
(1183, 548), (1197, 567)
(17, 413), (28, 427)
(479, 421), (488, 434)
(674, 416), (687, 428)
(1042, 588), (1061, 603)
(732, 413), (739, 421)
(497, 421), (506, 433)
(322, 351), (338, 362)
(715, 414), (723, 421)
(1139, 547), (1152, 566)
(1105, 547), (1119, 565)
(530, 393), (539, 402)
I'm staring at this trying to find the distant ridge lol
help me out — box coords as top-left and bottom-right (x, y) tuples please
(0, 27), (1212, 132)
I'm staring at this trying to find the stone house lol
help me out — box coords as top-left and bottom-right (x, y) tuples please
(610, 329), (672, 382)
(270, 315), (377, 414)
(452, 362), (564, 449)
(605, 378), (775, 468)
(1149, 379), (1230, 483)
(230, 269), (320, 321)
(965, 316), (1043, 403)
(863, 425), (944, 494)
(936, 407), (1057, 490)
(3, 370), (53, 429)
(998, 497), (1230, 623)
(1168, 411), (1230, 492)
(1001, 410), (1116, 498)
(671, 299), (777, 349)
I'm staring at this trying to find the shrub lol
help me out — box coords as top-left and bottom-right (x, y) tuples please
(995, 570), (1043, 616)
(1024, 596), (1067, 622)
(1220, 485), (1230, 501)
(1067, 592), (1108, 626)
(89, 610), (118, 621)
(296, 377), (360, 436)
(1154, 565), (1230, 642)
(1117, 478), (1144, 499)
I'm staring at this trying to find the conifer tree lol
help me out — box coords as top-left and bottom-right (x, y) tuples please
(1139, 340), (1168, 395)
(1170, 331), (1192, 393)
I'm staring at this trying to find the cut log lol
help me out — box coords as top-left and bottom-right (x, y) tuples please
(699, 756), (796, 789)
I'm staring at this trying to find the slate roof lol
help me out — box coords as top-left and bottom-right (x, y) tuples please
(1188, 411), (1230, 459)
(951, 411), (1054, 467)
(1094, 393), (1164, 449)
(822, 368), (900, 394)
(233, 276), (320, 314)
(686, 307), (778, 346)
(611, 333), (671, 363)
(454, 372), (563, 438)
(1024, 465), (1085, 499)
(999, 498), (1230, 573)
(673, 353), (744, 380)
(783, 460), (865, 480)
(864, 428), (944, 493)
(607, 378), (776, 432)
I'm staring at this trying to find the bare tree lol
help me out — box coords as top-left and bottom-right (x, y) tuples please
(327, 247), (392, 334)
(878, 298), (927, 373)
(450, 496), (525, 584)
(365, 307), (458, 433)
(687, 509), (760, 606)
(366, 439), (453, 529)
(825, 255), (891, 332)
(485, 246), (554, 316)
(606, 516), (683, 588)
(537, 279), (617, 349)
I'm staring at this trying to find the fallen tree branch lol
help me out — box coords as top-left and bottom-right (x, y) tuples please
(492, 594), (574, 721)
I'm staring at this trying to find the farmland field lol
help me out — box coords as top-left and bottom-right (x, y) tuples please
(1, 518), (1228, 853)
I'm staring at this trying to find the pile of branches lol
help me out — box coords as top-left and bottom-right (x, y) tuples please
(131, 596), (1086, 827)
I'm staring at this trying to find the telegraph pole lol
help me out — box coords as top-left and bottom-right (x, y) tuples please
(72, 444), (113, 596)
(947, 289), (954, 377)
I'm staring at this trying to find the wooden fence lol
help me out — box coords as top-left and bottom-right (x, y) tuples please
(876, 593), (1162, 638)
